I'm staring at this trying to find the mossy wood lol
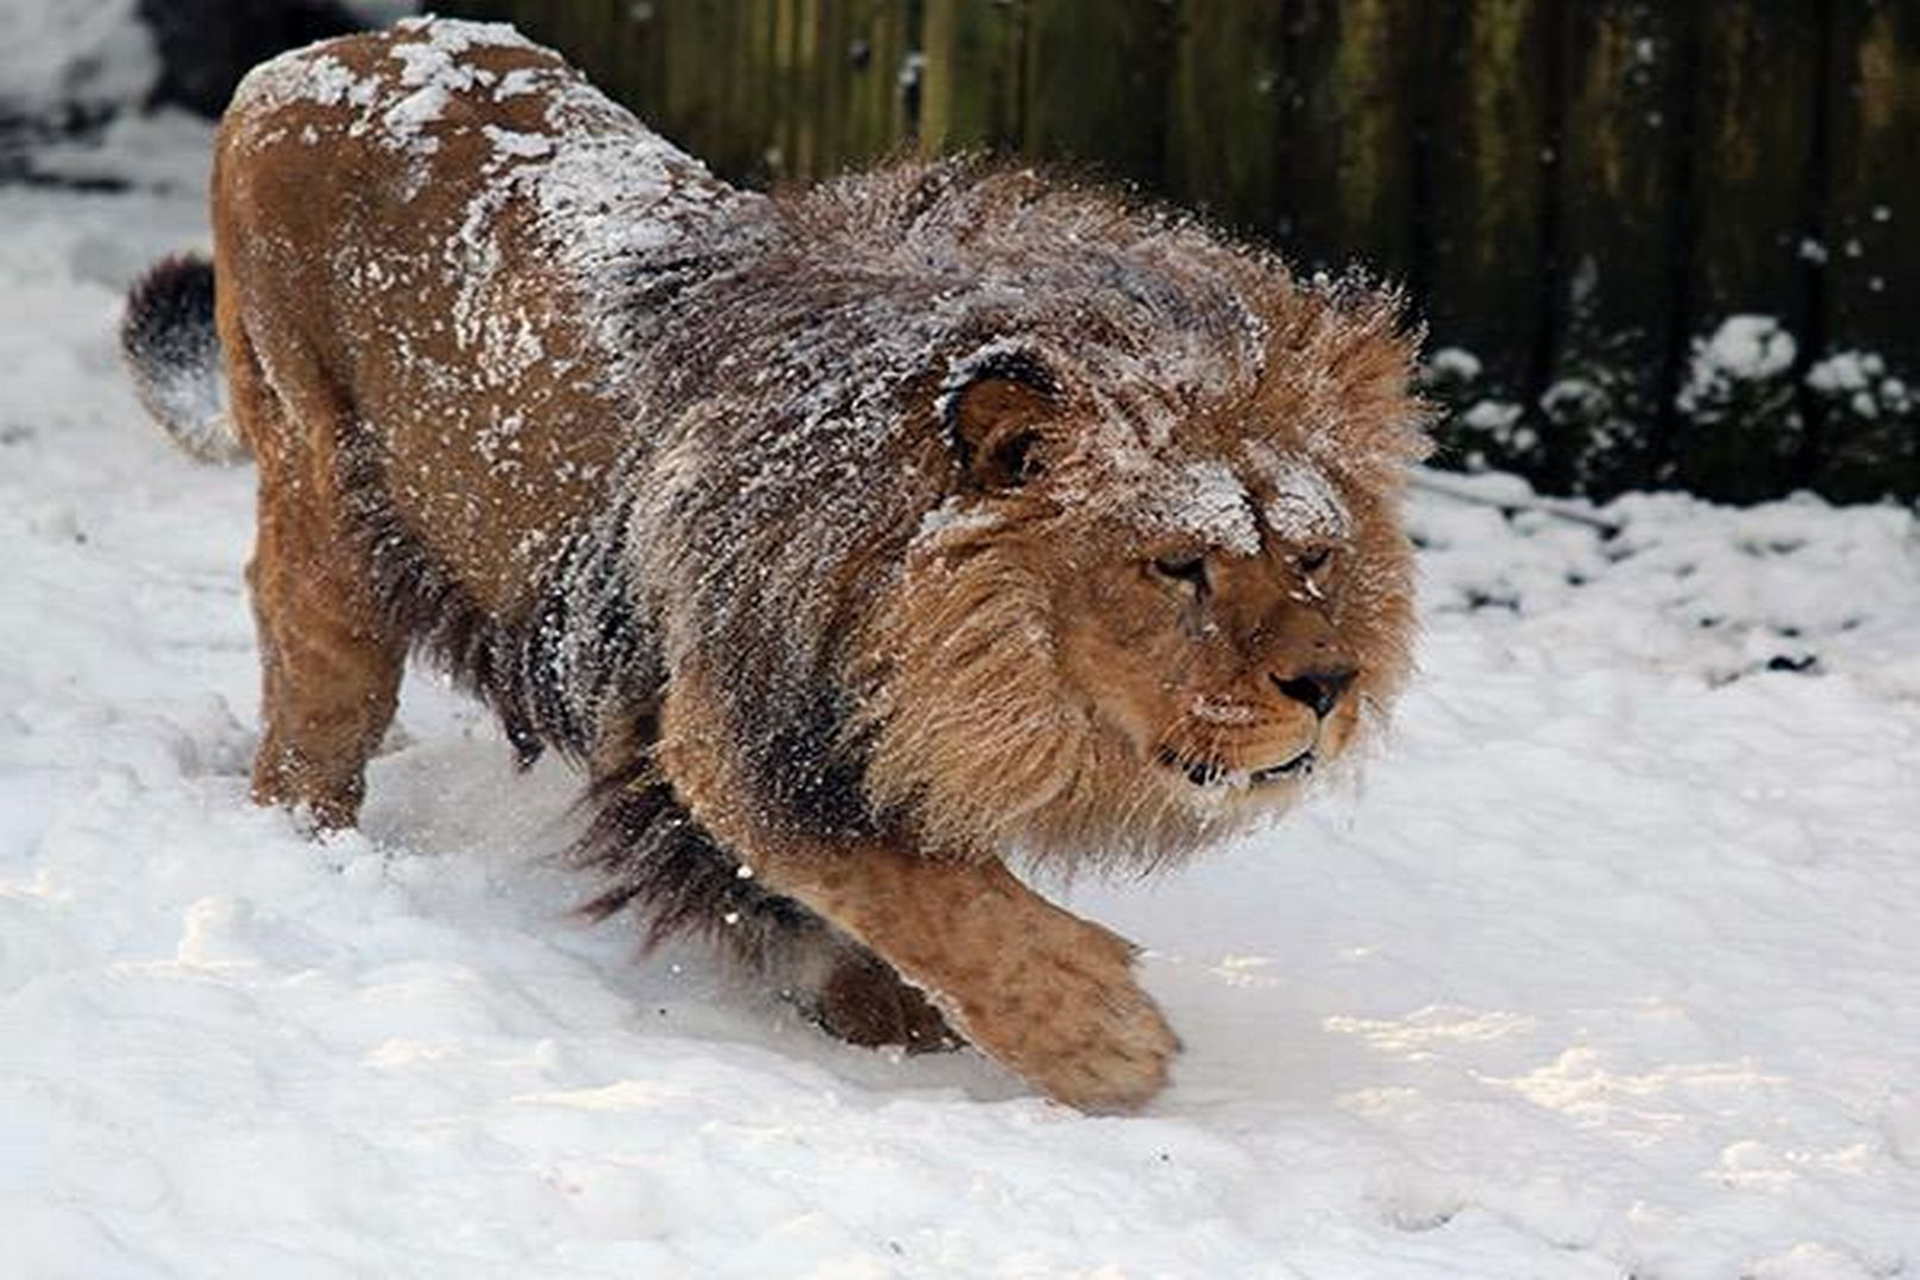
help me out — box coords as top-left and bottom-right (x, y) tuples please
(1670, 0), (1824, 503)
(1815, 1), (1920, 501)
(1549, 0), (1687, 495)
(1421, 0), (1552, 471)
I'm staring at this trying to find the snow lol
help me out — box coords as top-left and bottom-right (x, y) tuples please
(1461, 399), (1524, 433)
(5, 108), (1920, 1280)
(1451, 396), (1540, 467)
(1424, 347), (1482, 384)
(0, 0), (156, 117)
(230, 19), (531, 162)
(1807, 351), (1914, 421)
(1698, 316), (1799, 384)
(1137, 459), (1262, 557)
(1246, 443), (1350, 544)
(1678, 315), (1800, 422)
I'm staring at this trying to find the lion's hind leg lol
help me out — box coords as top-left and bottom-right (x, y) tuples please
(230, 325), (404, 830)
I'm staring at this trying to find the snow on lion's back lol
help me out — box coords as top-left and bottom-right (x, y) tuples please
(226, 17), (754, 366)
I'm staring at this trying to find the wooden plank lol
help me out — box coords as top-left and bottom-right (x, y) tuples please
(657, 0), (738, 168)
(1165, 1), (1286, 236)
(619, 1), (672, 128)
(794, 0), (913, 177)
(1020, 0), (1174, 186)
(1274, 0), (1422, 283)
(443, 0), (514, 23)
(752, 0), (795, 182)
(1420, 0), (1555, 479)
(918, 0), (1025, 156)
(543, 0), (580, 73)
(767, 0), (817, 180)
(578, 0), (629, 100)
(482, 0), (554, 43)
(727, 0), (779, 185)
(801, 0), (837, 178)
(1670, 0), (1823, 502)
(840, 0), (912, 165)
(1547, 0), (1687, 495)
(1811, 0), (1920, 500)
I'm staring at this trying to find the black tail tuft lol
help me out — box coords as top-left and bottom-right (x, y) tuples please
(122, 253), (245, 463)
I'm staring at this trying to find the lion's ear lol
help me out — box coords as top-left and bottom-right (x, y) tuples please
(941, 350), (1060, 491)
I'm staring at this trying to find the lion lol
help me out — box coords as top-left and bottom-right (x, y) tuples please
(121, 17), (1426, 1112)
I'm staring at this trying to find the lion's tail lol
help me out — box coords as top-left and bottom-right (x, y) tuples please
(121, 254), (248, 464)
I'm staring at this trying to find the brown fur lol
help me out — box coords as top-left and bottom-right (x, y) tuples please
(131, 19), (1427, 1111)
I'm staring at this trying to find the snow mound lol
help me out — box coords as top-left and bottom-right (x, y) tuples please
(1678, 315), (1799, 423)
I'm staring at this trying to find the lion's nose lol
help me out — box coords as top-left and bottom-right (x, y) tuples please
(1271, 668), (1356, 719)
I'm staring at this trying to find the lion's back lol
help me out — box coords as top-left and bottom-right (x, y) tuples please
(212, 17), (757, 615)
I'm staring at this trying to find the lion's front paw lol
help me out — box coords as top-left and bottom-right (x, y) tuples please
(944, 919), (1180, 1113)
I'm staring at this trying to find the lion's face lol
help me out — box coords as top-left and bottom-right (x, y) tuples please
(1053, 493), (1371, 806)
(854, 285), (1424, 865)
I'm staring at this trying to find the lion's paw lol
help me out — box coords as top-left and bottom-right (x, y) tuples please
(813, 948), (962, 1053)
(945, 919), (1180, 1113)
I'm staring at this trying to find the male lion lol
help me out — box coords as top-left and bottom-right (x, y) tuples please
(123, 18), (1426, 1111)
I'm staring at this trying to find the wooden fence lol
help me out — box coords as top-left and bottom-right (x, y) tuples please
(443, 0), (1920, 504)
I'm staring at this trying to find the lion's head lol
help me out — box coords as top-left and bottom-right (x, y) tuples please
(853, 275), (1426, 866)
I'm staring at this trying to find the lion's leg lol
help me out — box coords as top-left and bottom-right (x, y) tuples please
(723, 901), (960, 1053)
(577, 753), (956, 1051)
(231, 328), (404, 830)
(246, 497), (404, 829)
(754, 844), (1177, 1111)
(659, 687), (1179, 1112)
(810, 942), (958, 1052)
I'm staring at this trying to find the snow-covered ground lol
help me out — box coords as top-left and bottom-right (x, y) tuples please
(4, 112), (1920, 1280)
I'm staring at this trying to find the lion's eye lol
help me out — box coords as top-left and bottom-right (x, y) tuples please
(1152, 556), (1209, 594)
(1297, 546), (1334, 575)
